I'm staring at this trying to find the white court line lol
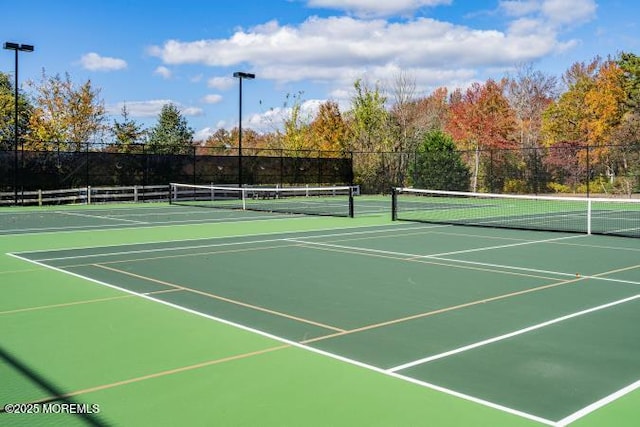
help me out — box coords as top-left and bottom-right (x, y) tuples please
(6, 251), (556, 427)
(8, 221), (419, 254)
(31, 237), (296, 262)
(0, 212), (305, 236)
(19, 224), (445, 261)
(285, 238), (640, 287)
(388, 293), (640, 372)
(556, 378), (640, 426)
(286, 233), (581, 260)
(57, 210), (149, 224)
(424, 255), (640, 286)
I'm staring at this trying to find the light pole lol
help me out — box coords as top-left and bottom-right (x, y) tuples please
(233, 71), (255, 187)
(4, 42), (34, 206)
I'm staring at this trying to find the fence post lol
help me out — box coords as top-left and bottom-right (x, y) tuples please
(280, 149), (284, 186)
(533, 147), (538, 194)
(350, 151), (354, 186)
(193, 145), (197, 185)
(86, 141), (90, 190)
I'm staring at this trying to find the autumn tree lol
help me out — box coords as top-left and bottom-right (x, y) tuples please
(26, 71), (106, 151)
(446, 79), (516, 192)
(146, 103), (194, 155)
(411, 87), (449, 135)
(605, 53), (640, 193)
(584, 59), (626, 180)
(506, 64), (557, 147)
(505, 64), (557, 191)
(542, 57), (629, 190)
(390, 71), (418, 151)
(388, 71), (419, 186)
(542, 60), (599, 146)
(309, 100), (350, 154)
(279, 91), (312, 154)
(346, 79), (393, 192)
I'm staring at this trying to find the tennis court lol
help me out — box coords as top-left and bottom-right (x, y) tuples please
(1, 191), (640, 426)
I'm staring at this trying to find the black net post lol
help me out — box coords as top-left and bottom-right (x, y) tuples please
(391, 187), (398, 221)
(348, 186), (354, 218)
(168, 183), (174, 205)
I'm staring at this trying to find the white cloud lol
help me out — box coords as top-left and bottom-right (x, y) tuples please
(79, 52), (127, 71)
(194, 127), (215, 142)
(500, 0), (540, 17)
(306, 0), (452, 18)
(541, 0), (596, 26)
(245, 99), (325, 133)
(203, 94), (223, 104)
(148, 3), (596, 105)
(207, 76), (235, 90)
(109, 100), (202, 118)
(150, 15), (563, 89)
(500, 0), (597, 27)
(181, 106), (204, 116)
(154, 66), (172, 79)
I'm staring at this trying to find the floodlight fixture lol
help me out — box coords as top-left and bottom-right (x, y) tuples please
(233, 71), (256, 186)
(4, 41), (35, 205)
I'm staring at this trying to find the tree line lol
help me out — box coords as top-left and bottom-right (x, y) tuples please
(1, 51), (640, 194)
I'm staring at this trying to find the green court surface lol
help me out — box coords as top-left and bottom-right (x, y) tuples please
(1, 198), (640, 426)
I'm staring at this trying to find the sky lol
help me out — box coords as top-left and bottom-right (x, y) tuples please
(2, 0), (639, 142)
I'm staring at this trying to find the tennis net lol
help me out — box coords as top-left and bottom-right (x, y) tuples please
(170, 183), (355, 218)
(391, 188), (640, 238)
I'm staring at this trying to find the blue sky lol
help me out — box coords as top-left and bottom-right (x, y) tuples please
(2, 0), (638, 142)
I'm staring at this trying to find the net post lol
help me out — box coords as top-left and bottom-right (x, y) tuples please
(587, 198), (592, 235)
(168, 183), (174, 205)
(348, 186), (354, 218)
(391, 187), (397, 221)
(241, 188), (246, 210)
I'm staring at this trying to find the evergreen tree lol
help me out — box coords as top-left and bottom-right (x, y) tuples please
(410, 130), (470, 191)
(111, 105), (146, 152)
(147, 103), (194, 154)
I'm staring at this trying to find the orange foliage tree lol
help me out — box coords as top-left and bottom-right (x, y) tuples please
(446, 79), (516, 191)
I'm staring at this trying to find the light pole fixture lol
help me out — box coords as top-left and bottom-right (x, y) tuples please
(233, 71), (255, 187)
(4, 42), (34, 206)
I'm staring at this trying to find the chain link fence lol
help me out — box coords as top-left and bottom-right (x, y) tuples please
(0, 142), (353, 205)
(352, 143), (640, 196)
(2, 141), (639, 204)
